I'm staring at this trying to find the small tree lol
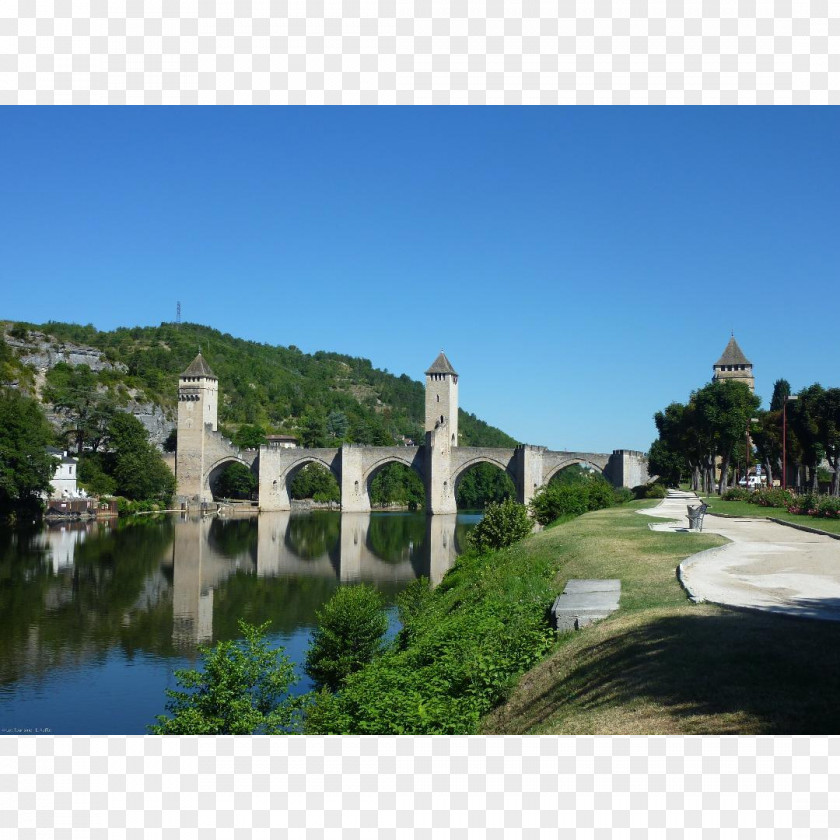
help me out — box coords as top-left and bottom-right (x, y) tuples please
(304, 585), (388, 692)
(149, 620), (303, 735)
(467, 498), (532, 552)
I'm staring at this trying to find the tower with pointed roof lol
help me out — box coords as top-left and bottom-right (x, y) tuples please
(713, 335), (754, 392)
(176, 352), (219, 500)
(425, 351), (459, 447)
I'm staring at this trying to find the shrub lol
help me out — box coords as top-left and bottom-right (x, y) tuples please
(149, 620), (303, 734)
(644, 483), (667, 499)
(530, 477), (617, 526)
(612, 487), (634, 505)
(753, 488), (795, 508)
(722, 487), (751, 502)
(304, 584), (388, 692)
(816, 496), (840, 519)
(467, 498), (532, 551)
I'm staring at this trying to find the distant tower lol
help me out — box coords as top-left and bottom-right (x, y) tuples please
(425, 351), (459, 446)
(712, 335), (755, 392)
(176, 352), (219, 500)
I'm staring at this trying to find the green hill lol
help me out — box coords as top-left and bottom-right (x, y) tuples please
(2, 319), (517, 450)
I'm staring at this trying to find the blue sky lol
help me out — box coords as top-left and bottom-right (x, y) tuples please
(2, 107), (838, 453)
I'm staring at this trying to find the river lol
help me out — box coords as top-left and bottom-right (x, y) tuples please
(0, 510), (480, 734)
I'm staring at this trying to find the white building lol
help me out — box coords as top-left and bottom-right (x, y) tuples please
(45, 447), (79, 498)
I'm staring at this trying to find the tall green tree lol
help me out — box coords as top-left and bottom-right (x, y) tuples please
(42, 362), (116, 455)
(817, 388), (840, 496)
(0, 390), (56, 514)
(788, 384), (825, 490)
(108, 412), (176, 502)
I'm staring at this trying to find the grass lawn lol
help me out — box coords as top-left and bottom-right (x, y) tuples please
(481, 501), (840, 735)
(698, 496), (840, 535)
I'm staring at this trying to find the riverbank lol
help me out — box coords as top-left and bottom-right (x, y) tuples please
(481, 501), (840, 734)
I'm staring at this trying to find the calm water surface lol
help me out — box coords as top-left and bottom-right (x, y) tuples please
(0, 510), (479, 734)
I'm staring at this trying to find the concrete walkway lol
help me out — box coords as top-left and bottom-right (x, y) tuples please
(640, 490), (840, 622)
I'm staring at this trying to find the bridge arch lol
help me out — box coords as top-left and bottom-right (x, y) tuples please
(205, 455), (257, 499)
(451, 456), (519, 506)
(277, 456), (342, 504)
(543, 458), (604, 487)
(362, 454), (426, 511)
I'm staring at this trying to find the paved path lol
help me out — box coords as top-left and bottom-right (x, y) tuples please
(640, 490), (840, 622)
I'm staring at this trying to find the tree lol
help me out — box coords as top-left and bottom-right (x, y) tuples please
(214, 462), (257, 499)
(304, 585), (388, 692)
(691, 380), (762, 493)
(108, 412), (176, 502)
(232, 424), (267, 449)
(816, 388), (840, 496)
(467, 498), (533, 550)
(301, 413), (327, 448)
(326, 410), (349, 440)
(149, 620), (304, 734)
(770, 379), (792, 412)
(42, 362), (116, 455)
(788, 384), (825, 490)
(0, 390), (56, 514)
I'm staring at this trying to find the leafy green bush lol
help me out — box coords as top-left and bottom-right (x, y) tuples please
(149, 620), (303, 734)
(752, 487), (795, 508)
(612, 487), (634, 504)
(643, 483), (667, 499)
(467, 498), (532, 551)
(304, 584), (389, 692)
(816, 496), (840, 519)
(530, 476), (616, 526)
(721, 487), (751, 502)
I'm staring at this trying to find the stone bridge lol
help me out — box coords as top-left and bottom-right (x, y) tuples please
(175, 350), (649, 511)
(257, 434), (648, 514)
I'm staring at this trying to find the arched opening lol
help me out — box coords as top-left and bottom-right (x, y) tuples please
(208, 459), (258, 501)
(367, 461), (425, 511)
(545, 461), (604, 487)
(288, 461), (340, 505)
(454, 461), (516, 511)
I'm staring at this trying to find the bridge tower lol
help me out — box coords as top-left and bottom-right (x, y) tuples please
(176, 352), (219, 502)
(425, 351), (459, 447)
(425, 351), (459, 514)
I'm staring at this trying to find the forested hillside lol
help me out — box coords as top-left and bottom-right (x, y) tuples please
(2, 320), (517, 450)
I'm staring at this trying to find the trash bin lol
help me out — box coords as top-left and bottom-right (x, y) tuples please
(687, 505), (701, 530)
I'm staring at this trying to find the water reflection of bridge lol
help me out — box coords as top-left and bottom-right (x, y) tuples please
(164, 512), (463, 647)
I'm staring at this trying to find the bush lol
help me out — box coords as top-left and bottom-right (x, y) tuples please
(304, 584), (388, 692)
(816, 496), (840, 519)
(467, 498), (532, 551)
(643, 483), (667, 499)
(721, 487), (751, 502)
(752, 487), (795, 508)
(530, 476), (616, 526)
(149, 620), (303, 734)
(612, 487), (634, 504)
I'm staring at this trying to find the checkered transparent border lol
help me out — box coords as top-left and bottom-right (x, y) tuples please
(1, 735), (838, 837)
(0, 1), (838, 104)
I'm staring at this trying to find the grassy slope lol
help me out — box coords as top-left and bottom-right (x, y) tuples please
(699, 496), (840, 535)
(481, 501), (840, 735)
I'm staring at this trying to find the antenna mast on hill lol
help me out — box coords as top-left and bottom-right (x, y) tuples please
(176, 301), (181, 326)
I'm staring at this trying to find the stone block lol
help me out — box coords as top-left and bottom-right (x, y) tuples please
(551, 579), (621, 632)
